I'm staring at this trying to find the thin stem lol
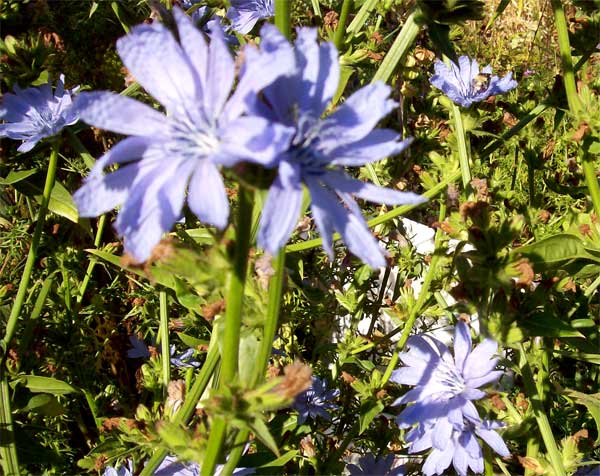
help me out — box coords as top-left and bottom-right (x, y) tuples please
(346, 0), (378, 35)
(582, 141), (600, 219)
(252, 249), (285, 386)
(452, 103), (472, 190)
(76, 215), (107, 304)
(219, 429), (250, 476)
(274, 0), (291, 39)
(159, 291), (170, 397)
(140, 345), (220, 476)
(333, 0), (352, 51)
(285, 170), (460, 253)
(372, 10), (420, 84)
(0, 376), (19, 476)
(202, 189), (253, 476)
(519, 344), (566, 476)
(551, 0), (580, 114)
(382, 201), (447, 385)
(1, 141), (59, 364)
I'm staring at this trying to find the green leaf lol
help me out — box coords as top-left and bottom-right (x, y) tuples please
(521, 314), (584, 338)
(48, 180), (79, 223)
(562, 389), (600, 444)
(17, 375), (77, 395)
(176, 333), (208, 350)
(512, 234), (600, 271)
(358, 399), (384, 435)
(0, 169), (38, 185)
(248, 418), (279, 456)
(21, 394), (64, 416)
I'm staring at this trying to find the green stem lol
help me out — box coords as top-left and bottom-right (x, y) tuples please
(252, 250), (285, 386)
(76, 215), (107, 304)
(346, 0), (378, 35)
(202, 189), (253, 476)
(274, 0), (291, 39)
(582, 139), (600, 219)
(452, 103), (472, 190)
(0, 376), (19, 476)
(159, 291), (170, 397)
(382, 200), (447, 385)
(519, 344), (566, 476)
(551, 0), (580, 114)
(219, 429), (250, 476)
(333, 0), (352, 51)
(140, 345), (220, 476)
(286, 170), (460, 253)
(372, 10), (420, 84)
(1, 141), (59, 364)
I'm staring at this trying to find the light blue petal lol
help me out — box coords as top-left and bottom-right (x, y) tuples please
(476, 427), (510, 457)
(116, 19), (200, 112)
(321, 171), (426, 206)
(463, 338), (498, 380)
(453, 321), (471, 373)
(204, 23), (235, 119)
(257, 161), (303, 253)
(173, 7), (208, 96)
(187, 161), (230, 230)
(319, 82), (397, 148)
(328, 132), (412, 166)
(75, 92), (167, 137)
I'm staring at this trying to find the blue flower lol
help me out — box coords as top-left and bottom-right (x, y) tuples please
(127, 335), (151, 359)
(182, 2), (238, 46)
(294, 376), (340, 425)
(346, 454), (405, 476)
(430, 56), (517, 107)
(154, 455), (254, 476)
(227, 0), (274, 34)
(245, 26), (425, 268)
(406, 419), (509, 476)
(0, 74), (79, 152)
(74, 8), (294, 262)
(391, 321), (503, 432)
(170, 345), (201, 369)
(103, 460), (134, 476)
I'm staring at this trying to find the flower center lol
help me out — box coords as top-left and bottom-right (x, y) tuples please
(435, 360), (467, 396)
(168, 114), (219, 161)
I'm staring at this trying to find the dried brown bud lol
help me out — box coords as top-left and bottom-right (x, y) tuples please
(276, 362), (312, 400)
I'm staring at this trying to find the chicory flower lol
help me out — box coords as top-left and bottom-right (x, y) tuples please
(74, 8), (293, 262)
(294, 376), (340, 425)
(346, 454), (405, 476)
(391, 321), (503, 432)
(0, 74), (79, 152)
(430, 56), (517, 107)
(246, 25), (425, 268)
(406, 419), (510, 476)
(227, 0), (274, 34)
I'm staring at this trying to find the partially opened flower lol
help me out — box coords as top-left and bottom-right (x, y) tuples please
(346, 454), (405, 476)
(103, 460), (134, 476)
(74, 8), (294, 262)
(227, 0), (274, 34)
(430, 56), (517, 107)
(294, 376), (340, 425)
(245, 25), (425, 268)
(0, 74), (79, 152)
(170, 346), (201, 368)
(154, 454), (254, 476)
(406, 418), (510, 476)
(391, 321), (503, 431)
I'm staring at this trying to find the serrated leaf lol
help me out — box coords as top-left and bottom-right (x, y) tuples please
(18, 375), (77, 395)
(512, 234), (600, 271)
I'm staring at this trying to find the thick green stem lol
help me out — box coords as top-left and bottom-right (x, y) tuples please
(333, 0), (352, 51)
(346, 0), (378, 36)
(202, 189), (253, 476)
(372, 10), (420, 84)
(159, 291), (170, 397)
(219, 429), (250, 476)
(519, 344), (566, 476)
(140, 345), (220, 476)
(0, 142), (59, 362)
(452, 103), (472, 190)
(286, 170), (460, 253)
(551, 0), (580, 114)
(382, 201), (447, 385)
(76, 214), (107, 304)
(274, 0), (291, 39)
(582, 142), (600, 219)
